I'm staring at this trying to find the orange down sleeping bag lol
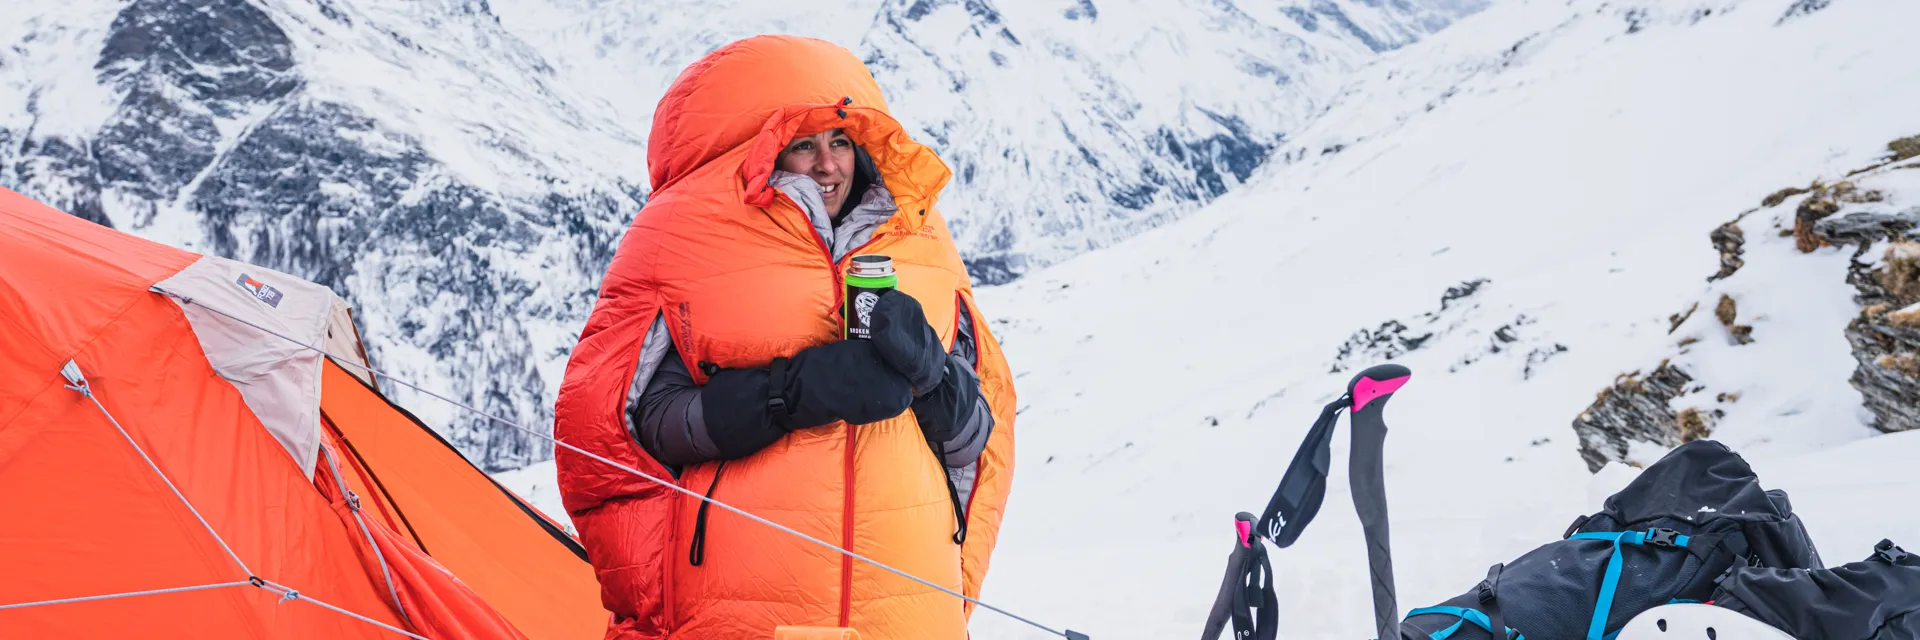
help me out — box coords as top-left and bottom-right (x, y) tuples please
(551, 35), (1017, 640)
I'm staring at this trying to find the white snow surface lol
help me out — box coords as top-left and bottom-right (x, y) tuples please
(505, 0), (1920, 637)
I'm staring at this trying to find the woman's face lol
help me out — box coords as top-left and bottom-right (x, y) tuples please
(777, 129), (857, 213)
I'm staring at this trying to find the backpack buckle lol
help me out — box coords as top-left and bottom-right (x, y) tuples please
(1646, 528), (1682, 547)
(1876, 539), (1912, 564)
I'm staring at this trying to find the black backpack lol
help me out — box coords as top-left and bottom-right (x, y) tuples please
(1400, 441), (1822, 640)
(1712, 539), (1920, 639)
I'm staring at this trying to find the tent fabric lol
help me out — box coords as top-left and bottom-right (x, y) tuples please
(0, 186), (603, 639)
(0, 187), (414, 637)
(158, 254), (335, 478)
(320, 360), (606, 640)
(326, 298), (377, 385)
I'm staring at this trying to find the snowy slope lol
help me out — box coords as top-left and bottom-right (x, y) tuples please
(492, 1), (1920, 637)
(963, 0), (1920, 637)
(3, 0), (1480, 470)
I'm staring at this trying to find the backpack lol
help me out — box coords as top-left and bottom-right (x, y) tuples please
(1711, 539), (1920, 639)
(1399, 441), (1822, 640)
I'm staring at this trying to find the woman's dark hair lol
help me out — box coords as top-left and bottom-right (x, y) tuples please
(839, 144), (884, 220)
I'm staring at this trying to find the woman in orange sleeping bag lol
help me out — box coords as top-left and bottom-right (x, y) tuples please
(551, 35), (1017, 639)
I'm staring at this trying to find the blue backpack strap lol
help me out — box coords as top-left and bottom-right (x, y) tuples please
(1405, 606), (1526, 640)
(1567, 529), (1690, 640)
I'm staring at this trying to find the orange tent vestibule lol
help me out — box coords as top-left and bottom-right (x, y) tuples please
(0, 186), (604, 639)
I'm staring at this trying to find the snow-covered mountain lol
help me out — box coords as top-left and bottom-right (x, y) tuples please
(488, 0), (1489, 282)
(1, 0), (1481, 470)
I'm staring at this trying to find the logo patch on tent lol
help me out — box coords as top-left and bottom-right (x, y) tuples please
(236, 274), (284, 308)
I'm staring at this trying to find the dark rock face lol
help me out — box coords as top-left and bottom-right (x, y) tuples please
(1816, 208), (1920, 253)
(1572, 362), (1696, 472)
(4, 0), (633, 471)
(1328, 278), (1566, 377)
(9, 136), (114, 228)
(185, 96), (629, 469)
(1846, 240), (1920, 434)
(92, 0), (300, 218)
(1331, 319), (1434, 373)
(1709, 221), (1744, 281)
(1777, 0), (1830, 25)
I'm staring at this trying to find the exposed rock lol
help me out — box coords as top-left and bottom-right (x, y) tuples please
(1331, 278), (1488, 372)
(1709, 221), (1745, 281)
(1795, 188), (1842, 252)
(1331, 319), (1433, 373)
(1846, 242), (1920, 433)
(1573, 362), (1698, 472)
(1762, 184), (1810, 208)
(1777, 0), (1830, 25)
(1669, 301), (1699, 333)
(8, 136), (113, 228)
(1441, 278), (1491, 310)
(1522, 343), (1570, 380)
(1813, 208), (1920, 254)
(1794, 181), (1885, 252)
(1715, 293), (1754, 345)
(1891, 134), (1920, 163)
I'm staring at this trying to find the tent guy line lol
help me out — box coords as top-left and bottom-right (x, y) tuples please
(149, 285), (1090, 640)
(60, 359), (254, 577)
(320, 441), (418, 629)
(0, 360), (434, 640)
(0, 581), (255, 611)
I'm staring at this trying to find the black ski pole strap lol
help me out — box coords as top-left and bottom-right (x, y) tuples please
(1201, 513), (1277, 640)
(1255, 395), (1351, 548)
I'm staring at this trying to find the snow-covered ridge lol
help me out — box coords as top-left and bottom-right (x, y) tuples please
(956, 0), (1920, 636)
(489, 0), (1489, 283)
(4, 0), (1480, 468)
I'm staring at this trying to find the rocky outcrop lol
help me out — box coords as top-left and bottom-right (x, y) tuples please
(1709, 221), (1745, 281)
(1329, 279), (1486, 372)
(1715, 294), (1755, 345)
(1572, 362), (1709, 472)
(1793, 181), (1886, 252)
(1847, 240), (1920, 433)
(1329, 278), (1567, 377)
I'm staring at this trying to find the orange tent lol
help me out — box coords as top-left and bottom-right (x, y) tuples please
(0, 187), (605, 638)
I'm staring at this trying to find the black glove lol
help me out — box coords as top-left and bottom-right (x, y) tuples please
(867, 290), (947, 395)
(910, 355), (984, 444)
(701, 338), (914, 452)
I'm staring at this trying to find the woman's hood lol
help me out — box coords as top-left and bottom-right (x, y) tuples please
(647, 36), (893, 193)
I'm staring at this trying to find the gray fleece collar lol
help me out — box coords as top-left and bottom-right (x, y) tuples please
(770, 170), (899, 262)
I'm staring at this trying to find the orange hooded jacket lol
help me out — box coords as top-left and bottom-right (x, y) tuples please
(552, 36), (1017, 639)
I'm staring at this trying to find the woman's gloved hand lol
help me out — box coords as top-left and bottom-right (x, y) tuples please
(867, 290), (948, 395)
(910, 355), (983, 444)
(701, 338), (914, 441)
(780, 338), (915, 427)
(864, 290), (992, 464)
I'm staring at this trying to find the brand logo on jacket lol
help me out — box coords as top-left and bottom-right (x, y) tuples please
(236, 274), (284, 308)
